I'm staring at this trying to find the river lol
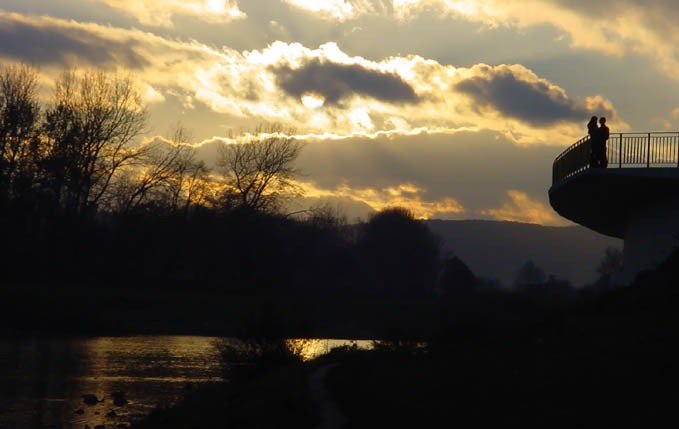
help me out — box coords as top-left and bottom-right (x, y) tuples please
(0, 336), (368, 429)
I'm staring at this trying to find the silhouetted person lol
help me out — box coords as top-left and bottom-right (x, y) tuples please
(587, 116), (599, 167)
(598, 117), (609, 168)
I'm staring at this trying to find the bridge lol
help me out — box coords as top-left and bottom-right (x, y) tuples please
(549, 132), (679, 283)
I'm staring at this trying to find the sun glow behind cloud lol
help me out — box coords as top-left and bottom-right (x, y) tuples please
(89, 0), (245, 27)
(298, 181), (465, 219)
(0, 11), (623, 146)
(282, 0), (362, 22)
(482, 190), (568, 226)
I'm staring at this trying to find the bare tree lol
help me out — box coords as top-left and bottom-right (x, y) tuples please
(108, 140), (179, 213)
(305, 202), (348, 232)
(0, 64), (41, 206)
(110, 124), (210, 214)
(42, 69), (147, 218)
(164, 125), (211, 214)
(216, 123), (302, 212)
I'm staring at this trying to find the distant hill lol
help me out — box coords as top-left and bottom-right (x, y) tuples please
(424, 220), (622, 287)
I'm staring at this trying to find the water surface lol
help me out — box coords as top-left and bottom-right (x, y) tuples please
(0, 336), (367, 429)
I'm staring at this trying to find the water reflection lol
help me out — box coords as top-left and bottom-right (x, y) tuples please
(0, 336), (369, 429)
(286, 338), (370, 361)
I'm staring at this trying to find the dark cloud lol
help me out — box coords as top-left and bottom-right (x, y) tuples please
(0, 13), (148, 68)
(295, 131), (560, 212)
(455, 66), (600, 126)
(272, 59), (418, 105)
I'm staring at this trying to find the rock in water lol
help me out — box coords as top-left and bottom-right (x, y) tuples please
(82, 394), (101, 405)
(111, 391), (128, 406)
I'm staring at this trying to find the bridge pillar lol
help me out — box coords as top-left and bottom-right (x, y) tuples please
(619, 194), (679, 284)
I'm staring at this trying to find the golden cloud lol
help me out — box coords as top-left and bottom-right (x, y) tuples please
(298, 181), (464, 219)
(481, 190), (568, 226)
(282, 0), (371, 22)
(0, 11), (621, 145)
(392, 0), (679, 83)
(89, 0), (245, 27)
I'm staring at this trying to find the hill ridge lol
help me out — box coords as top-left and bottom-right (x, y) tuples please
(423, 219), (622, 287)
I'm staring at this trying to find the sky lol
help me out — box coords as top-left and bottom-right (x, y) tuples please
(3, 0), (679, 224)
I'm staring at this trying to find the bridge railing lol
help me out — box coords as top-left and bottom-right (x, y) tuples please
(552, 132), (679, 184)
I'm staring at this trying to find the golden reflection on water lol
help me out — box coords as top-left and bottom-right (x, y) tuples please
(285, 338), (373, 361)
(84, 335), (224, 382)
(73, 336), (225, 429)
(0, 336), (372, 429)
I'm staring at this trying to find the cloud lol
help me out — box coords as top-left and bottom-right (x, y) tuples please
(298, 181), (465, 219)
(150, 127), (573, 226)
(391, 0), (679, 83)
(290, 131), (564, 221)
(87, 0), (245, 27)
(455, 64), (615, 126)
(273, 58), (419, 106)
(481, 190), (568, 226)
(0, 11), (149, 68)
(281, 0), (372, 22)
(154, 128), (568, 225)
(0, 11), (622, 145)
(303, 183), (464, 219)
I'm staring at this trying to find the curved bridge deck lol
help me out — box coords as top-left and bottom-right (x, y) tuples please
(549, 132), (679, 238)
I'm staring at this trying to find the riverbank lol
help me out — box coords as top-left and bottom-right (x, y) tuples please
(324, 333), (679, 427)
(128, 332), (679, 429)
(322, 275), (679, 427)
(132, 315), (679, 429)
(129, 274), (679, 428)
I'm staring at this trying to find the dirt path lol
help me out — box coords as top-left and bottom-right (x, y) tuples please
(308, 363), (346, 429)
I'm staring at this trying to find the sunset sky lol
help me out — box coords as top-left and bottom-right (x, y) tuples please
(3, 1), (679, 224)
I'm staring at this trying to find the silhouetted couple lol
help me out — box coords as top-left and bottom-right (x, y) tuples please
(588, 116), (609, 168)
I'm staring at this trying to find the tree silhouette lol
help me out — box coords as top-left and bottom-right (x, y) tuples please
(0, 64), (41, 208)
(42, 70), (147, 218)
(594, 246), (623, 289)
(110, 124), (209, 214)
(357, 207), (441, 295)
(438, 255), (477, 295)
(597, 246), (623, 278)
(216, 123), (302, 213)
(513, 260), (546, 289)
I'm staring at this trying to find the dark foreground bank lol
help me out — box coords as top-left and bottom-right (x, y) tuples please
(131, 271), (679, 428)
(0, 281), (549, 339)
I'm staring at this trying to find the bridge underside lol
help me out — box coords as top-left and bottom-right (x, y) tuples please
(549, 168), (679, 239)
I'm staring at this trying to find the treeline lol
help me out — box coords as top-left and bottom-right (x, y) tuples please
(0, 64), (602, 304)
(0, 65), (216, 287)
(0, 65), (213, 220)
(1, 64), (482, 296)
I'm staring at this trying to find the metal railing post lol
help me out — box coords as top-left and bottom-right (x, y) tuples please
(619, 133), (623, 168)
(647, 132), (651, 167)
